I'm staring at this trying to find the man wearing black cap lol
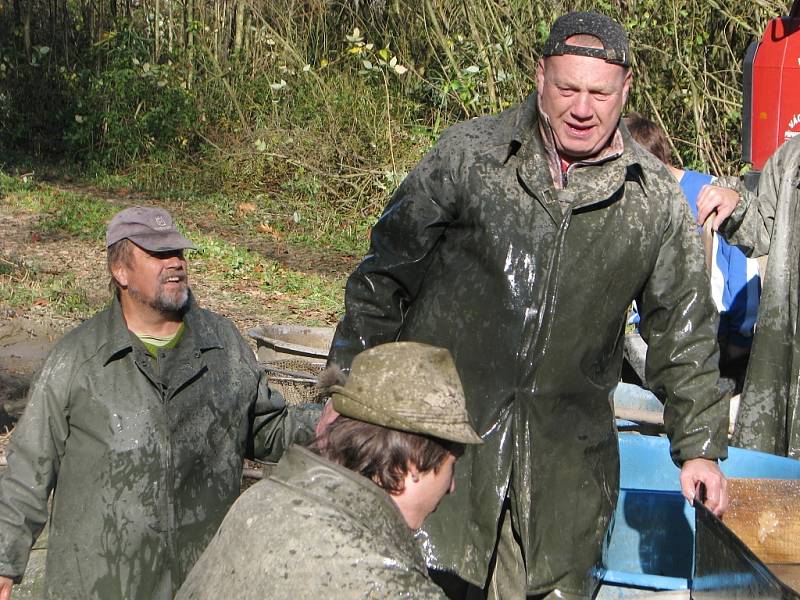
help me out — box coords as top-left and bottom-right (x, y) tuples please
(323, 11), (729, 599)
(0, 206), (318, 600)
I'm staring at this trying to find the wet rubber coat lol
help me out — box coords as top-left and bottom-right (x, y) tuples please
(176, 445), (447, 599)
(329, 93), (729, 596)
(721, 135), (800, 458)
(0, 295), (317, 599)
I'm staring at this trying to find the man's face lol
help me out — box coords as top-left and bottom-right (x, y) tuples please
(399, 452), (458, 530)
(536, 53), (631, 161)
(114, 243), (189, 315)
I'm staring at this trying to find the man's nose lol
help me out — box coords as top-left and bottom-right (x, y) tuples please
(164, 256), (186, 269)
(570, 93), (593, 118)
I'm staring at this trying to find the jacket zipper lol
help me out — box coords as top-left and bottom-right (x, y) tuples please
(157, 353), (178, 589)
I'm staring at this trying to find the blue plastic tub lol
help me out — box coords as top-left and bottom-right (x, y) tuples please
(603, 433), (800, 591)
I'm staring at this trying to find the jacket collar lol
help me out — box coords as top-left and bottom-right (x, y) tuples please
(507, 93), (648, 207)
(101, 291), (223, 365)
(273, 446), (414, 537)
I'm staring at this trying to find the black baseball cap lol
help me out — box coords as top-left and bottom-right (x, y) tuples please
(106, 206), (196, 252)
(542, 12), (630, 67)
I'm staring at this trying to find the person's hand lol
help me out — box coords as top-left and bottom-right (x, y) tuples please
(0, 575), (14, 600)
(696, 185), (741, 231)
(315, 399), (340, 438)
(679, 457), (728, 517)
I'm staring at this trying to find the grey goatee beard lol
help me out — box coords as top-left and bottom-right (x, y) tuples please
(128, 276), (190, 318)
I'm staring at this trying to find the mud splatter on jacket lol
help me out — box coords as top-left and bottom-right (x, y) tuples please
(721, 136), (800, 457)
(329, 93), (729, 595)
(176, 445), (446, 600)
(0, 295), (317, 599)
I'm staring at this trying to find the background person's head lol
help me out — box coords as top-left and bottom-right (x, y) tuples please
(314, 342), (482, 529)
(623, 112), (675, 166)
(106, 206), (196, 318)
(536, 12), (632, 162)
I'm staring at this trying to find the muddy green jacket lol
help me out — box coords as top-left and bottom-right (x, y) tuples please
(0, 295), (318, 599)
(176, 445), (446, 599)
(329, 94), (728, 596)
(721, 136), (800, 457)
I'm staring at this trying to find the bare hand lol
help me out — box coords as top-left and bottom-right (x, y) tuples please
(0, 575), (13, 600)
(696, 185), (741, 231)
(315, 399), (340, 438)
(679, 457), (728, 517)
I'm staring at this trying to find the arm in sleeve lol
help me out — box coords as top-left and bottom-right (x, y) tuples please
(328, 141), (461, 369)
(237, 334), (322, 462)
(248, 376), (322, 462)
(0, 350), (70, 579)
(716, 169), (777, 259)
(638, 189), (729, 466)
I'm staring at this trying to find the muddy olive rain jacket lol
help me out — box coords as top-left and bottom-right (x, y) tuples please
(329, 94), (729, 596)
(720, 136), (800, 457)
(0, 294), (318, 600)
(176, 445), (446, 599)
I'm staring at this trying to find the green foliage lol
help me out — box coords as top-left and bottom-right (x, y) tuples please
(38, 192), (117, 239)
(0, 0), (793, 258)
(0, 42), (75, 154)
(0, 170), (35, 195)
(63, 26), (198, 167)
(0, 252), (96, 319)
(1, 177), (116, 239)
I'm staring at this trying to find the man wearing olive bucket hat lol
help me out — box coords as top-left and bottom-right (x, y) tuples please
(176, 341), (482, 599)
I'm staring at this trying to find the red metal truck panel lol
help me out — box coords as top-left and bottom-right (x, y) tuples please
(748, 16), (800, 170)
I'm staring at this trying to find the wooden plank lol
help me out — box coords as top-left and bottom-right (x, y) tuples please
(767, 564), (800, 592)
(613, 406), (664, 425)
(725, 478), (800, 564)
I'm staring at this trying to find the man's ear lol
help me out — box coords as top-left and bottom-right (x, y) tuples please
(111, 263), (129, 288)
(407, 463), (421, 483)
(622, 68), (633, 104)
(536, 57), (546, 92)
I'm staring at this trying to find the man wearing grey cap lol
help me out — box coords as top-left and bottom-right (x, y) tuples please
(323, 11), (729, 599)
(0, 206), (318, 600)
(176, 341), (482, 600)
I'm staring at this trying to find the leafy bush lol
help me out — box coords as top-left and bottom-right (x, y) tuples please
(63, 26), (198, 167)
(0, 0), (792, 238)
(0, 42), (76, 155)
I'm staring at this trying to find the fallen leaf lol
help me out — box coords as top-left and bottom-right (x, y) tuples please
(258, 223), (283, 239)
(237, 202), (257, 214)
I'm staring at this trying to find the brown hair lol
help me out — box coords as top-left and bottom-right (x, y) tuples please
(107, 238), (134, 295)
(624, 112), (674, 166)
(312, 416), (463, 495)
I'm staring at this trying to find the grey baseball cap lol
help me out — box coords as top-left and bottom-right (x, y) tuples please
(106, 206), (196, 252)
(542, 12), (630, 67)
(330, 342), (483, 445)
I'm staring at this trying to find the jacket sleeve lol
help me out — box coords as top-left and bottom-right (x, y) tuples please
(717, 154), (790, 259)
(719, 175), (778, 258)
(0, 348), (70, 579)
(638, 184), (729, 466)
(328, 140), (460, 369)
(249, 376), (322, 462)
(238, 333), (321, 462)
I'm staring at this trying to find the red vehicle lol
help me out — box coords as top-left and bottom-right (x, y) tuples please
(742, 0), (800, 184)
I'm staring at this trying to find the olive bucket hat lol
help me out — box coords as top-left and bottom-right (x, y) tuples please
(330, 342), (483, 445)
